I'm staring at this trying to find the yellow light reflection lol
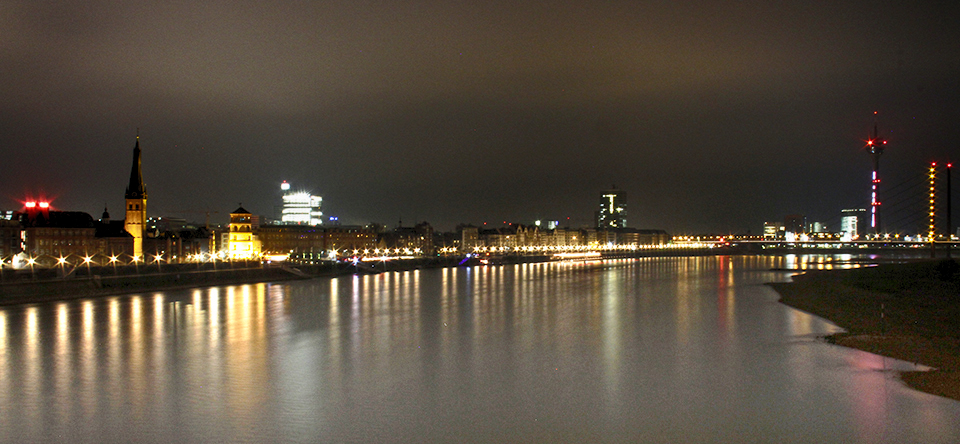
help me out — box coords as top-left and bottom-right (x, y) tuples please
(56, 303), (69, 351)
(24, 306), (39, 400)
(329, 278), (339, 320)
(255, 283), (266, 338)
(209, 288), (220, 345)
(109, 297), (120, 340)
(0, 311), (6, 354)
(129, 295), (144, 412)
(0, 310), (7, 413)
(80, 300), (97, 415)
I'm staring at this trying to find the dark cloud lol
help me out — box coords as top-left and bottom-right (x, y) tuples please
(2, 1), (959, 233)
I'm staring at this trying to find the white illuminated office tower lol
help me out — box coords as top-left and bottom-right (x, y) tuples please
(840, 208), (866, 241)
(280, 181), (323, 225)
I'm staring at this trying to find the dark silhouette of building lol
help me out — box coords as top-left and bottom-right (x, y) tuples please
(96, 207), (135, 257)
(0, 219), (20, 258)
(784, 214), (806, 235)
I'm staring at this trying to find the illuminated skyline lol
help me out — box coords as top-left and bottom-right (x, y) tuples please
(1, 2), (958, 233)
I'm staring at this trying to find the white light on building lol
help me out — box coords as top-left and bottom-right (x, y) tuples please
(280, 181), (323, 225)
(841, 216), (858, 240)
(597, 187), (626, 228)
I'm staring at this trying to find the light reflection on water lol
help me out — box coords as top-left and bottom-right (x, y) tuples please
(0, 255), (958, 443)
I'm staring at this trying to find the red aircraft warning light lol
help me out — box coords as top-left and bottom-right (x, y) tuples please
(23, 201), (51, 210)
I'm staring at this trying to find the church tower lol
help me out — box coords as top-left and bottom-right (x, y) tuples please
(124, 135), (148, 259)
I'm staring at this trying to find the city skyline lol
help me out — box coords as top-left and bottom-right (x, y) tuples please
(2, 2), (958, 233)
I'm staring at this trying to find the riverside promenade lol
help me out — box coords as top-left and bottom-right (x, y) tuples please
(0, 246), (729, 306)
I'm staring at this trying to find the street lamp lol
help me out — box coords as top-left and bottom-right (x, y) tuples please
(26, 256), (36, 277)
(57, 256), (68, 275)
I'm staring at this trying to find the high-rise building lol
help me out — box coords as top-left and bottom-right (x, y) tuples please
(124, 136), (147, 259)
(783, 214), (806, 235)
(596, 186), (626, 229)
(279, 181), (323, 225)
(763, 222), (785, 240)
(840, 208), (866, 241)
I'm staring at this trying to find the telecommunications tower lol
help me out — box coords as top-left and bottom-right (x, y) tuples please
(865, 112), (886, 235)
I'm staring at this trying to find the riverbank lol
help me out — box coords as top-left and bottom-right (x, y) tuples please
(0, 248), (730, 306)
(769, 259), (960, 401)
(0, 264), (315, 306)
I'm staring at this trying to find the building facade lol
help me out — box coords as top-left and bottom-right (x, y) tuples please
(258, 224), (377, 259)
(597, 186), (627, 229)
(12, 207), (132, 264)
(279, 181), (323, 225)
(840, 208), (867, 241)
(227, 206), (260, 260)
(0, 219), (21, 259)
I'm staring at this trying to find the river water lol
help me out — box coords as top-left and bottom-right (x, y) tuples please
(1, 255), (958, 443)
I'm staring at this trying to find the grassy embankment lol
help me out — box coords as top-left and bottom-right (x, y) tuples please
(769, 259), (960, 401)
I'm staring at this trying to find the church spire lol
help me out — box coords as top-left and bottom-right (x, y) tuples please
(124, 133), (148, 259)
(125, 135), (147, 200)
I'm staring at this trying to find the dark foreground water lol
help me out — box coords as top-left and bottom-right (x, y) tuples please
(1, 255), (958, 443)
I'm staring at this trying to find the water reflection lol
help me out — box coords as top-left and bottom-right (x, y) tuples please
(783, 253), (873, 270)
(0, 255), (957, 442)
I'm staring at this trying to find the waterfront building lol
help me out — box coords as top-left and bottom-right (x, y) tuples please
(227, 206), (260, 260)
(96, 207), (135, 258)
(0, 219), (21, 259)
(763, 222), (785, 240)
(258, 225), (324, 257)
(143, 228), (211, 263)
(459, 225), (479, 252)
(124, 136), (148, 258)
(596, 229), (617, 245)
(783, 214), (806, 236)
(581, 228), (598, 245)
(380, 221), (434, 254)
(840, 208), (866, 241)
(258, 224), (376, 260)
(471, 224), (668, 250)
(478, 225), (519, 249)
(325, 226), (378, 253)
(611, 228), (670, 245)
(4, 203), (137, 265)
(279, 181), (323, 225)
(17, 209), (97, 265)
(597, 186), (627, 229)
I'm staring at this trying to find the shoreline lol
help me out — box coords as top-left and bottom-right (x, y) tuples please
(769, 259), (960, 401)
(0, 248), (729, 306)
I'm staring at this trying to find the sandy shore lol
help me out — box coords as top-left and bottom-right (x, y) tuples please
(769, 259), (960, 401)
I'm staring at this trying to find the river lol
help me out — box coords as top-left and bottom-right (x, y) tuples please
(1, 255), (958, 443)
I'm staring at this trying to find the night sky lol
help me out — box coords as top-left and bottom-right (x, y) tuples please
(2, 2), (958, 234)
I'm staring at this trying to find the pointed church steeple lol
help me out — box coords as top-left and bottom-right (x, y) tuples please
(125, 136), (147, 200)
(124, 134), (148, 258)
